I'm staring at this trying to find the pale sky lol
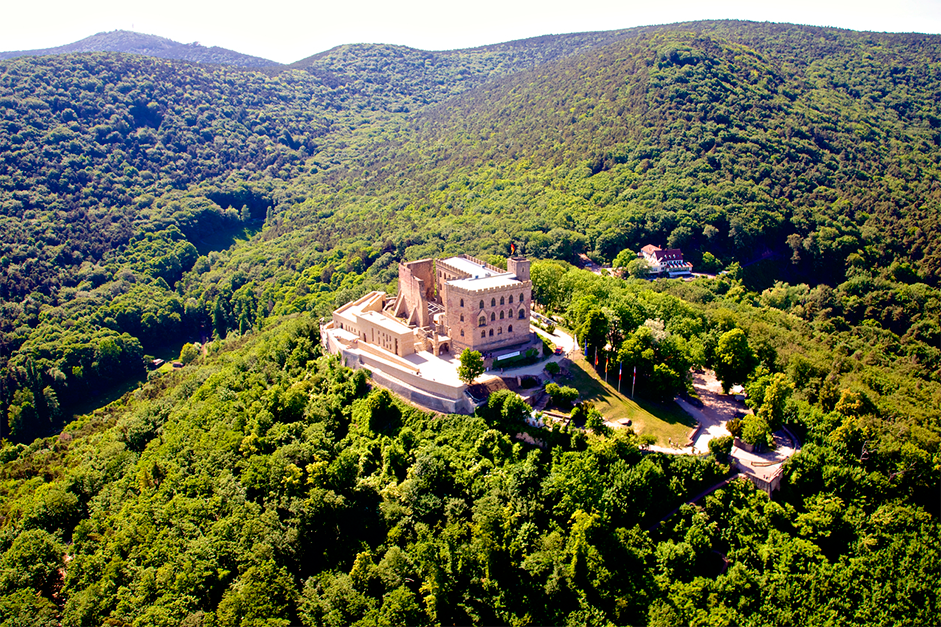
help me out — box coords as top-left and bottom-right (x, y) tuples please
(2, 0), (939, 64)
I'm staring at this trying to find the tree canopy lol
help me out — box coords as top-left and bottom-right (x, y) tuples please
(457, 349), (484, 385)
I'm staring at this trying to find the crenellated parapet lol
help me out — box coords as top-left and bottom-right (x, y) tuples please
(444, 280), (532, 298)
(457, 253), (504, 275)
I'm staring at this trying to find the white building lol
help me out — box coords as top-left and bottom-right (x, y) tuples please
(640, 245), (693, 278)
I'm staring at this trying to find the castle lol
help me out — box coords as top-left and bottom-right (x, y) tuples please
(321, 255), (534, 413)
(327, 254), (533, 358)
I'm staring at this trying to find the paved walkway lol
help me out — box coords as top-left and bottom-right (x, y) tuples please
(643, 371), (799, 484)
(404, 351), (464, 385)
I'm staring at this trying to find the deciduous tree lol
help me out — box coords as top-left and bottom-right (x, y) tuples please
(458, 349), (484, 385)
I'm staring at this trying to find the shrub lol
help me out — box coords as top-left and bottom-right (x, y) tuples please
(708, 435), (734, 462)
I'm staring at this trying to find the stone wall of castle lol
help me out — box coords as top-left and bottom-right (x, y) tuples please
(507, 256), (531, 283)
(442, 280), (532, 354)
(396, 259), (433, 328)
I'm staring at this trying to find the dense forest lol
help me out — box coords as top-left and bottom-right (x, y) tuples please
(0, 19), (939, 625)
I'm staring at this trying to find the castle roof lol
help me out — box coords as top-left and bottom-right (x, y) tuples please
(440, 256), (499, 278)
(448, 274), (522, 291)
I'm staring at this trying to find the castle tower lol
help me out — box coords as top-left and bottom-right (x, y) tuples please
(507, 256), (531, 282)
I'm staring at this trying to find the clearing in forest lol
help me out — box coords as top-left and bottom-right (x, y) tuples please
(566, 354), (696, 444)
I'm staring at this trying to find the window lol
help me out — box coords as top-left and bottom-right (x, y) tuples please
(489, 329), (493, 336)
(508, 325), (513, 333)
(460, 314), (464, 322)
(500, 296), (505, 305)
(461, 329), (465, 337)
(518, 309), (525, 319)
(460, 298), (464, 307)
(509, 295), (514, 304)
(520, 293), (524, 302)
(497, 327), (502, 335)
(500, 311), (504, 319)
(491, 298), (496, 307)
(481, 331), (486, 338)
(479, 300), (484, 309)
(491, 312), (495, 321)
(478, 316), (486, 327)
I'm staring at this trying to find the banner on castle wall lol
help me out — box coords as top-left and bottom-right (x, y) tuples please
(496, 351), (520, 361)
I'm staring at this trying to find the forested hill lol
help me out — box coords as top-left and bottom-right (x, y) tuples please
(0, 30), (281, 69)
(303, 21), (941, 287)
(284, 29), (636, 108)
(2, 21), (941, 444)
(0, 27), (644, 442)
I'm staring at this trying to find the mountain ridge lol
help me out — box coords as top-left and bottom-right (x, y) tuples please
(0, 29), (282, 68)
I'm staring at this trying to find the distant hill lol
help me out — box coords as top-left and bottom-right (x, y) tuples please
(0, 30), (281, 68)
(283, 30), (637, 109)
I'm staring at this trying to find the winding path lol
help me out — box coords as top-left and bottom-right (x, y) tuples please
(648, 370), (800, 492)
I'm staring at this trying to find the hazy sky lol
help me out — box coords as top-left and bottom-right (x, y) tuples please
(2, 0), (940, 64)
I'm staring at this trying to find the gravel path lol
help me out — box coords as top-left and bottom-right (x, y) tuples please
(646, 371), (799, 484)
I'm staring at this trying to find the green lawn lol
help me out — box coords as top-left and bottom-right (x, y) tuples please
(563, 355), (696, 445)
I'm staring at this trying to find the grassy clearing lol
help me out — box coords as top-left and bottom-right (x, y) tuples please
(561, 355), (696, 445)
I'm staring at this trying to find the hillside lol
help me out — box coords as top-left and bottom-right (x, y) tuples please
(0, 28), (658, 442)
(0, 270), (938, 625)
(2, 21), (941, 441)
(293, 21), (941, 286)
(0, 30), (280, 68)
(284, 29), (636, 108)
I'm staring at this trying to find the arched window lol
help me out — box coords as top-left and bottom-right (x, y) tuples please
(479, 300), (484, 309)
(489, 329), (494, 336)
(491, 298), (496, 307)
(478, 316), (486, 327)
(481, 331), (486, 338)
(460, 314), (464, 322)
(509, 295), (514, 304)
(498, 327), (503, 335)
(500, 311), (505, 319)
(460, 329), (465, 337)
(460, 298), (464, 307)
(518, 309), (525, 319)
(520, 293), (524, 302)
(508, 325), (513, 333)
(500, 296), (505, 305)
(490, 312), (495, 321)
